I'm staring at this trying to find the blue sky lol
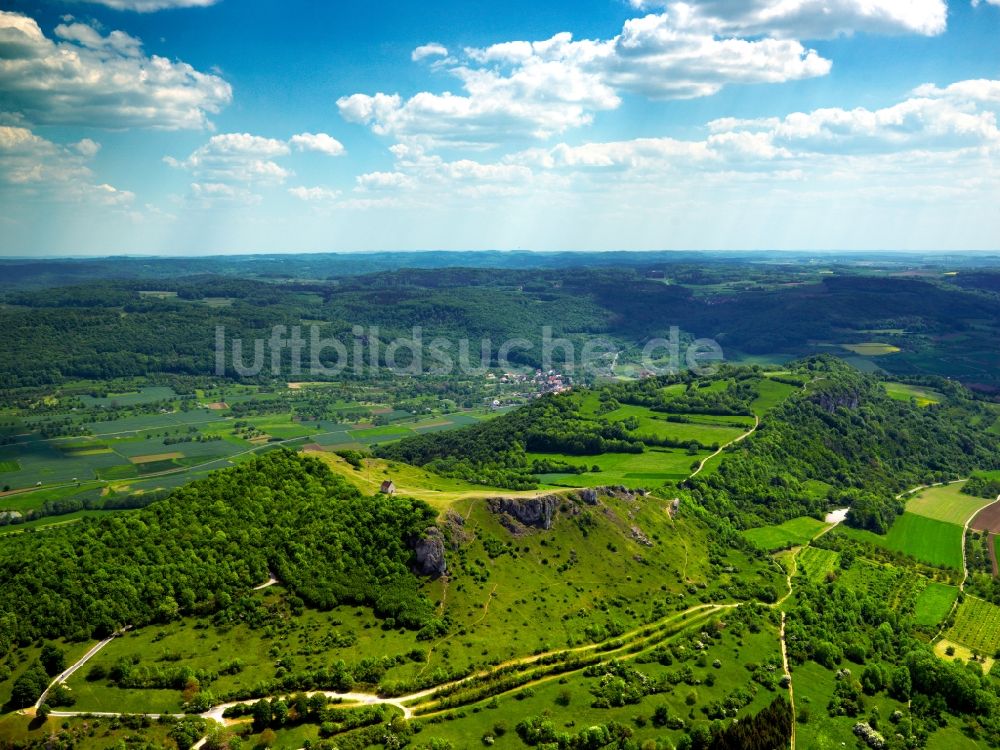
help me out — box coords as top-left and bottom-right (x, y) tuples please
(0, 0), (998, 255)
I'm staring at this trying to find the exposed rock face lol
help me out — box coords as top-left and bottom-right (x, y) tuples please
(488, 495), (560, 530)
(811, 387), (862, 413)
(578, 488), (599, 505)
(443, 510), (472, 548)
(413, 527), (447, 577)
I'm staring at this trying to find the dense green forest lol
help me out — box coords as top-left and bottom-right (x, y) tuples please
(6, 262), (1000, 386)
(0, 451), (437, 645)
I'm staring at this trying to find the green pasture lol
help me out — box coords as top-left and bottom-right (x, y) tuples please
(912, 582), (958, 627)
(529, 448), (699, 488)
(883, 381), (943, 407)
(796, 546), (838, 583)
(840, 512), (964, 570)
(742, 516), (829, 551)
(906, 482), (989, 526)
(750, 378), (797, 415)
(412, 615), (781, 750)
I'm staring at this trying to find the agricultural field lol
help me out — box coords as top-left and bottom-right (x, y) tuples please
(906, 481), (993, 525)
(972, 499), (1000, 534)
(0, 377), (519, 525)
(883, 381), (944, 406)
(946, 596), (1000, 656)
(742, 516), (829, 551)
(840, 342), (901, 356)
(840, 512), (964, 570)
(913, 582), (958, 627)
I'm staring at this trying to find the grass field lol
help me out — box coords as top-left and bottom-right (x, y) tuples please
(742, 516), (829, 551)
(840, 512), (964, 570)
(883, 381), (943, 406)
(906, 482), (991, 525)
(947, 596), (1000, 656)
(750, 378), (798, 415)
(841, 342), (901, 356)
(530, 448), (698, 488)
(913, 582), (958, 627)
(0, 460), (18, 473)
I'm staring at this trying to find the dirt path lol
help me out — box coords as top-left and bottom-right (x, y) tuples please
(45, 602), (729, 739)
(35, 627), (129, 710)
(780, 611), (796, 750)
(688, 415), (759, 479)
(771, 508), (851, 748)
(959, 494), (1000, 594)
(252, 576), (278, 591)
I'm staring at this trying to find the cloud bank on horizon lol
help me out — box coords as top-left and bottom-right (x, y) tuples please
(0, 0), (997, 253)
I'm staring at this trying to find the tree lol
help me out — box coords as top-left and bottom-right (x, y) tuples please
(889, 666), (912, 701)
(39, 643), (65, 677)
(10, 662), (48, 708)
(252, 698), (272, 730)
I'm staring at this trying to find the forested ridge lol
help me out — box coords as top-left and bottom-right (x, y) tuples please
(688, 358), (1000, 529)
(6, 266), (1000, 386)
(0, 451), (437, 646)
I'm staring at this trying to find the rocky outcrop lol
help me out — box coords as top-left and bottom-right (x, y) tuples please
(488, 495), (560, 530)
(443, 510), (472, 548)
(811, 385), (862, 413)
(0, 510), (22, 526)
(578, 488), (599, 505)
(413, 527), (447, 577)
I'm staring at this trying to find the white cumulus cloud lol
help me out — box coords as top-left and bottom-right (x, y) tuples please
(412, 43), (449, 61)
(627, 0), (947, 38)
(290, 132), (346, 156)
(339, 11), (830, 149)
(0, 126), (133, 206)
(0, 11), (231, 129)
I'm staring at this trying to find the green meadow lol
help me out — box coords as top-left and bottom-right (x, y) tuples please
(906, 481), (991, 525)
(841, 512), (964, 570)
(912, 582), (958, 627)
(742, 516), (829, 551)
(883, 381), (943, 407)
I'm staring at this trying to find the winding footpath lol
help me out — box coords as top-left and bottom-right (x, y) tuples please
(774, 507), (849, 750)
(688, 415), (759, 478)
(33, 603), (730, 742)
